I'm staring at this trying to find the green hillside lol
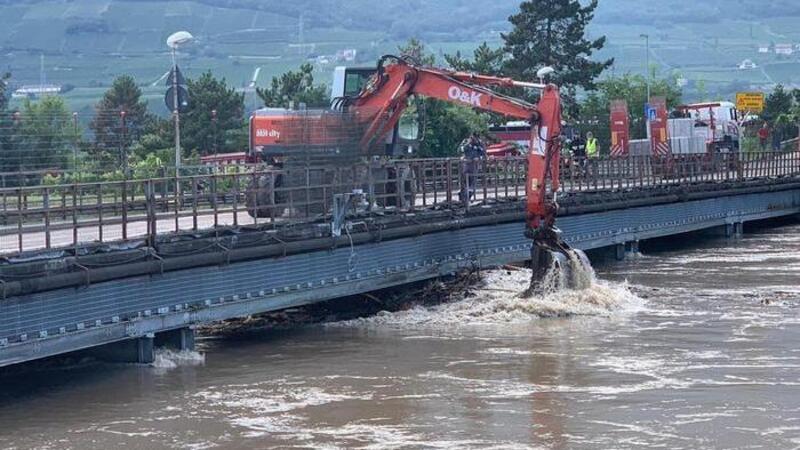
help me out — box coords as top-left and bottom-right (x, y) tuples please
(2, 0), (800, 113)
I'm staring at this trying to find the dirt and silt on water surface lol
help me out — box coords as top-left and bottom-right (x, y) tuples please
(0, 221), (799, 449)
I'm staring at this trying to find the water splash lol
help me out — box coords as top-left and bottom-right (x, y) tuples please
(332, 256), (643, 327)
(151, 349), (206, 370)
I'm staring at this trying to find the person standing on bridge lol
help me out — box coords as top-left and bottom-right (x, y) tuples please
(585, 131), (599, 179)
(758, 123), (770, 151)
(772, 126), (783, 152)
(586, 132), (599, 159)
(571, 131), (587, 176)
(459, 132), (487, 204)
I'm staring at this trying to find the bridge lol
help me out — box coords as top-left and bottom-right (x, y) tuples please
(1, 151), (799, 367)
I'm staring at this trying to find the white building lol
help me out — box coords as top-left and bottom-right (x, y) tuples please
(336, 49), (357, 62)
(738, 59), (757, 70)
(758, 45), (770, 53)
(775, 44), (794, 55)
(11, 84), (62, 99)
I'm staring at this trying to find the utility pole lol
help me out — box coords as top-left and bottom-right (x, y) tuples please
(211, 109), (218, 157)
(39, 54), (45, 92)
(72, 112), (79, 180)
(641, 33), (652, 140)
(166, 31), (193, 177)
(172, 47), (181, 177)
(120, 110), (128, 176)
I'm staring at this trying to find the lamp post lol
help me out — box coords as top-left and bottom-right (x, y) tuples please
(166, 31), (193, 176)
(640, 33), (651, 140)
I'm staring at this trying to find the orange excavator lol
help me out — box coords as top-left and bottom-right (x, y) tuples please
(249, 55), (571, 288)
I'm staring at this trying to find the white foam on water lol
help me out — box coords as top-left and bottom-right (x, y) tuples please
(333, 255), (643, 328)
(481, 348), (535, 356)
(195, 383), (374, 437)
(151, 349), (206, 370)
(683, 350), (729, 360)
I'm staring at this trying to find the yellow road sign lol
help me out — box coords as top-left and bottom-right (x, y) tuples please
(736, 92), (765, 113)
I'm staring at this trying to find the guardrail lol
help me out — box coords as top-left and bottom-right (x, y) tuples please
(1, 151), (799, 256)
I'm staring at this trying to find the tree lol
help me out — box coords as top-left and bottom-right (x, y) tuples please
(763, 85), (800, 144)
(0, 73), (12, 174)
(129, 115), (173, 165)
(89, 75), (149, 168)
(419, 101), (490, 158)
(9, 97), (80, 172)
(445, 42), (505, 74)
(256, 64), (329, 108)
(182, 71), (246, 156)
(0, 72), (9, 111)
(763, 84), (793, 124)
(399, 37), (435, 66)
(502, 0), (612, 102)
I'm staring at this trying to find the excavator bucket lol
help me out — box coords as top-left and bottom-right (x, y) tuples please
(525, 230), (592, 297)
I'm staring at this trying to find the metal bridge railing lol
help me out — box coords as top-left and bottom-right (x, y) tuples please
(1, 151), (799, 256)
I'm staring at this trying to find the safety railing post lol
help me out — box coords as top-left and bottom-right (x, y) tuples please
(121, 180), (128, 241)
(191, 176), (199, 231)
(97, 184), (104, 243)
(367, 161), (376, 210)
(16, 189), (23, 253)
(146, 179), (156, 247)
(232, 173), (240, 227)
(252, 172), (260, 226)
(445, 160), (453, 204)
(505, 159), (512, 197)
(432, 160), (440, 205)
(60, 185), (67, 221)
(173, 176), (180, 233)
(420, 161), (427, 208)
(159, 167), (167, 213)
(212, 173), (219, 228)
(43, 187), (51, 249)
(72, 183), (79, 249)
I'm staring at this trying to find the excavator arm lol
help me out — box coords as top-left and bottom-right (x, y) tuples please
(352, 59), (562, 235)
(348, 57), (567, 289)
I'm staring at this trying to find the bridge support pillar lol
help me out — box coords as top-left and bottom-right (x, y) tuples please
(87, 335), (155, 364)
(702, 223), (743, 239)
(614, 241), (639, 261)
(156, 327), (195, 352)
(734, 222), (744, 239)
(614, 243), (626, 261)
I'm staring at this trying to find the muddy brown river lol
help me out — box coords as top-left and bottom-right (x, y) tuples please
(0, 221), (799, 449)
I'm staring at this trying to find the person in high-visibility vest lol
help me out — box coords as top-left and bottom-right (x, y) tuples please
(586, 132), (599, 158)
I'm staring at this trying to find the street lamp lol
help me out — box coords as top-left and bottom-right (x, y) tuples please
(167, 31), (193, 175)
(640, 33), (651, 139)
(536, 66), (555, 85)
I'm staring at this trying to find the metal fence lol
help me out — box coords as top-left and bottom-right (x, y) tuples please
(1, 151), (799, 256)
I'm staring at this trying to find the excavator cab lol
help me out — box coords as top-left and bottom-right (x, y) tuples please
(332, 66), (421, 157)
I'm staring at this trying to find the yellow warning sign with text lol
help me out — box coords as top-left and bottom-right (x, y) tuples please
(736, 92), (765, 113)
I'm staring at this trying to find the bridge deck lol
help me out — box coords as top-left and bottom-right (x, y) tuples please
(1, 152), (798, 256)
